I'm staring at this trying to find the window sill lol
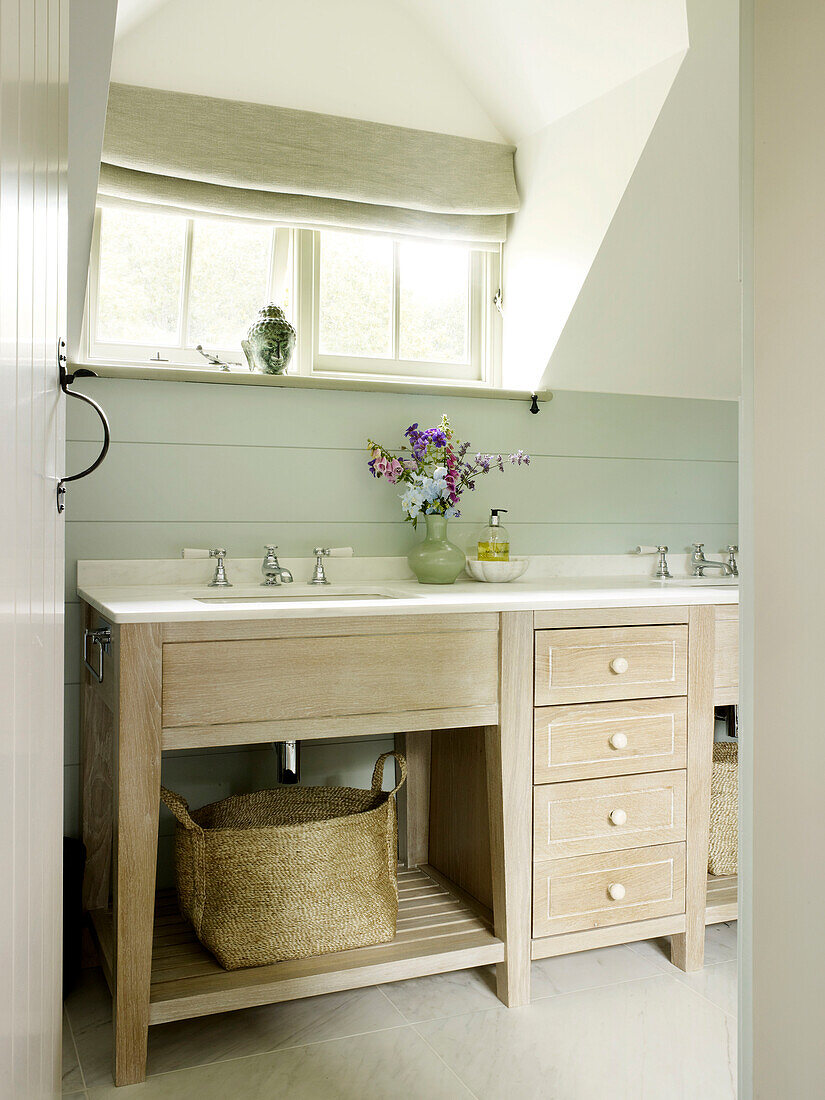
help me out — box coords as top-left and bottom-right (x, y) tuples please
(71, 360), (553, 405)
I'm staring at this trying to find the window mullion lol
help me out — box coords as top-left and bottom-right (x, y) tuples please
(392, 240), (400, 360)
(178, 218), (195, 349)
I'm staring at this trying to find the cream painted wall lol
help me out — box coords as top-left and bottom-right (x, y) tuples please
(109, 0), (505, 141)
(504, 0), (739, 400)
(750, 1), (825, 1093)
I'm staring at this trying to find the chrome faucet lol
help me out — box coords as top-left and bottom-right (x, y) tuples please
(691, 543), (733, 577)
(725, 545), (739, 576)
(208, 548), (232, 587)
(261, 545), (293, 586)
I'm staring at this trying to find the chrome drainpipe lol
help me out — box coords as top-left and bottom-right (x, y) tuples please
(274, 740), (300, 784)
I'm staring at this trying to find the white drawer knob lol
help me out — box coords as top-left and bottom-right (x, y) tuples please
(609, 808), (627, 826)
(609, 732), (628, 750)
(607, 882), (626, 901)
(610, 657), (629, 674)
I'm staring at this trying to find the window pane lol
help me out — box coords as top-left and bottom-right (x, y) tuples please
(187, 220), (274, 350)
(96, 207), (185, 345)
(399, 242), (469, 364)
(318, 231), (392, 358)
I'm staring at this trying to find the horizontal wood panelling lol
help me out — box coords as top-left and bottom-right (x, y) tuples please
(69, 378), (739, 461)
(65, 440), (737, 526)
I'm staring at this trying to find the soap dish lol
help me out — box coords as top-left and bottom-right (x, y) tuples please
(465, 558), (529, 583)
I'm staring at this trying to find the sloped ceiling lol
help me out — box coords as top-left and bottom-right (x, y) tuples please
(543, 0), (739, 398)
(397, 0), (688, 142)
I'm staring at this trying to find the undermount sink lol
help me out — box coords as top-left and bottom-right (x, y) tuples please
(661, 576), (738, 587)
(194, 588), (403, 603)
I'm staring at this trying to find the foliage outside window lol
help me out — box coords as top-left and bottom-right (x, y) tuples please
(86, 204), (501, 387)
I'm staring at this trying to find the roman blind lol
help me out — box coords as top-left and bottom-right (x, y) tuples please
(99, 83), (519, 244)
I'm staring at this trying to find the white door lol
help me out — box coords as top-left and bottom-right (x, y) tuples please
(0, 0), (68, 1094)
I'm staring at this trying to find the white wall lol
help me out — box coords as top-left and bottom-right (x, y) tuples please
(109, 0), (505, 141)
(749, 1), (825, 1093)
(504, 0), (740, 400)
(502, 51), (685, 392)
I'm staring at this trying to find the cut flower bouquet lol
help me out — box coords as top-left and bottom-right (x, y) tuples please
(367, 415), (529, 527)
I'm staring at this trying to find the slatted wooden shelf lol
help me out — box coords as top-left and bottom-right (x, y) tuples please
(89, 867), (504, 1026)
(705, 872), (737, 924)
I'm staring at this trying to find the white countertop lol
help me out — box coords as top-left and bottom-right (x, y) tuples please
(78, 560), (739, 624)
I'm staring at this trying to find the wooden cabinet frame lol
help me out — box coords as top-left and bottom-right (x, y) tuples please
(80, 601), (736, 1086)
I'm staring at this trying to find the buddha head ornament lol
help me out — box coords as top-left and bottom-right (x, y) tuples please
(241, 304), (297, 375)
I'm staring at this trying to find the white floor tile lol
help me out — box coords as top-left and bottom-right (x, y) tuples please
(629, 922), (738, 973)
(417, 973), (737, 1100)
(531, 943), (663, 1000)
(63, 1009), (84, 1092)
(381, 965), (501, 1022)
(67, 968), (408, 1086)
(86, 1026), (474, 1099)
(673, 960), (737, 1017)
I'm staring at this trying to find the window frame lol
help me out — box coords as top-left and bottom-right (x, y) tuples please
(84, 203), (502, 388)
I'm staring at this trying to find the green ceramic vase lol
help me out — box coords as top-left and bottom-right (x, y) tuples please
(408, 514), (465, 585)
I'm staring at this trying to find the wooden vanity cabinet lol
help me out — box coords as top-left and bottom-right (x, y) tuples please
(80, 599), (737, 1086)
(80, 609), (531, 1086)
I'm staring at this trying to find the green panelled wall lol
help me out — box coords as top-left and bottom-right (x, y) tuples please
(63, 378), (738, 884)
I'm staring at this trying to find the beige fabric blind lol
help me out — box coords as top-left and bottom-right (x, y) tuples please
(99, 84), (519, 243)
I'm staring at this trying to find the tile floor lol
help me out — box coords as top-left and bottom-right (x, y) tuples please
(62, 924), (738, 1099)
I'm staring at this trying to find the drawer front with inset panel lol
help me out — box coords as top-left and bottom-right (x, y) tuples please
(533, 697), (687, 783)
(534, 626), (688, 706)
(533, 771), (687, 860)
(533, 842), (686, 938)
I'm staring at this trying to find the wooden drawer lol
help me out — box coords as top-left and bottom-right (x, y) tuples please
(533, 842), (686, 937)
(714, 608), (739, 705)
(161, 628), (499, 728)
(534, 626), (687, 706)
(534, 698), (687, 783)
(533, 771), (686, 859)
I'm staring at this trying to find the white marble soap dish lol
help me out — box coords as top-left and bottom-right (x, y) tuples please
(465, 557), (530, 583)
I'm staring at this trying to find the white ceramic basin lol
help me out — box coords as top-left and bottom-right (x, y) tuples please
(661, 576), (738, 587)
(193, 586), (407, 603)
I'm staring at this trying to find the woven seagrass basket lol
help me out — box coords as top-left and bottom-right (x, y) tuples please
(160, 751), (407, 970)
(708, 742), (738, 876)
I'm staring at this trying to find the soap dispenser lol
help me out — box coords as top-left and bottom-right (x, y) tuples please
(478, 509), (510, 562)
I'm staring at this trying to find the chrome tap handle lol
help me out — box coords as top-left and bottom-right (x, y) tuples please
(208, 548), (232, 587)
(308, 547), (331, 586)
(725, 545), (739, 576)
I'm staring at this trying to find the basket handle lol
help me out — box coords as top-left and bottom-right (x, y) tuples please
(160, 786), (202, 832)
(371, 751), (407, 796)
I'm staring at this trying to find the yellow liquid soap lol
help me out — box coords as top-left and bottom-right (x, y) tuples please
(477, 539), (510, 562)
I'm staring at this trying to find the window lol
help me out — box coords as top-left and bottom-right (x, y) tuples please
(86, 204), (501, 386)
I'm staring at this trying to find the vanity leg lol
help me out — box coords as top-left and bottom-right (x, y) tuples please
(672, 605), (715, 972)
(112, 623), (163, 1086)
(80, 606), (114, 913)
(486, 611), (533, 1007)
(395, 731), (431, 868)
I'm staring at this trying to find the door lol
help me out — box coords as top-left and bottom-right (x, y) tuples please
(0, 0), (68, 1093)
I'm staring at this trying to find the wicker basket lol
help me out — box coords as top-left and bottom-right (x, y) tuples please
(708, 742), (738, 875)
(160, 751), (407, 970)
